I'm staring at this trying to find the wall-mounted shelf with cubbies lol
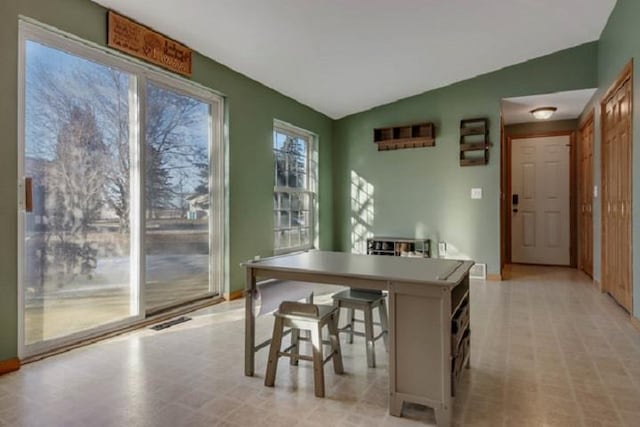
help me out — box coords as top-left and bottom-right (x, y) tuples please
(374, 122), (435, 151)
(459, 118), (490, 166)
(366, 237), (431, 258)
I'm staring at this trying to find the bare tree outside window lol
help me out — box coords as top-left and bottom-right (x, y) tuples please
(24, 40), (135, 343)
(144, 82), (211, 310)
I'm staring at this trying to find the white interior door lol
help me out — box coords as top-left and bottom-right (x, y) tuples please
(511, 135), (570, 265)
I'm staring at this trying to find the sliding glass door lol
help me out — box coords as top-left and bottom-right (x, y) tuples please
(19, 22), (224, 357)
(21, 39), (139, 349)
(144, 82), (214, 311)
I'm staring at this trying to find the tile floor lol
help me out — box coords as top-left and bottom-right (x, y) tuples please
(1, 265), (639, 426)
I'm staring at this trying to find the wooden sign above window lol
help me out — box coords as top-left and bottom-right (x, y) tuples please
(107, 11), (192, 77)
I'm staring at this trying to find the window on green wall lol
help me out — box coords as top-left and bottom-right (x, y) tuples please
(273, 121), (317, 254)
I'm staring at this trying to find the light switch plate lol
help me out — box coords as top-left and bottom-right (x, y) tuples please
(471, 188), (483, 199)
(593, 185), (598, 198)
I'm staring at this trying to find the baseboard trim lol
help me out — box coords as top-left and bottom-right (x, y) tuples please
(0, 358), (20, 376)
(486, 274), (502, 281)
(593, 280), (603, 292)
(225, 289), (244, 301)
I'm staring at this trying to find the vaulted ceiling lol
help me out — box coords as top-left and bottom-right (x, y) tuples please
(92, 0), (616, 119)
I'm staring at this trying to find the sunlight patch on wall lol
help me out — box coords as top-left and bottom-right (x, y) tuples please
(439, 242), (471, 261)
(350, 171), (374, 254)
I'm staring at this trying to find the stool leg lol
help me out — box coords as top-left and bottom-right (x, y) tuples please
(310, 324), (325, 398)
(265, 317), (284, 387)
(327, 313), (344, 374)
(303, 293), (314, 342)
(364, 306), (376, 368)
(332, 300), (342, 336)
(290, 328), (300, 366)
(347, 308), (355, 344)
(379, 298), (389, 351)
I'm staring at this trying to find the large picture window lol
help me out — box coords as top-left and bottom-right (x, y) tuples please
(18, 21), (224, 356)
(273, 122), (317, 253)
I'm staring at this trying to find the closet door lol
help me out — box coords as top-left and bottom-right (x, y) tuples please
(601, 67), (632, 313)
(602, 106), (613, 297)
(579, 116), (594, 277)
(619, 79), (632, 311)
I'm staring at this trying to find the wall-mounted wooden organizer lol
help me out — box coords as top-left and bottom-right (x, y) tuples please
(374, 122), (435, 151)
(366, 237), (431, 257)
(459, 118), (489, 166)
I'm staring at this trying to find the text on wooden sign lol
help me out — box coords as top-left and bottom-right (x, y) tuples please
(107, 11), (192, 77)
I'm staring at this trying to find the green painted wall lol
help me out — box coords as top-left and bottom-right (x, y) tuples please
(0, 0), (334, 360)
(333, 43), (598, 274)
(588, 0), (640, 318)
(0, 0), (19, 362)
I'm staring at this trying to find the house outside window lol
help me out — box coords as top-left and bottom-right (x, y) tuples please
(273, 121), (317, 254)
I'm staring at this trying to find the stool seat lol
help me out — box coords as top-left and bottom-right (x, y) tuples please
(332, 289), (383, 304)
(275, 301), (337, 319)
(332, 288), (388, 368)
(265, 301), (343, 398)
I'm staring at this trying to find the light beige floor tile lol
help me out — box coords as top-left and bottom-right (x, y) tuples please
(1, 265), (639, 426)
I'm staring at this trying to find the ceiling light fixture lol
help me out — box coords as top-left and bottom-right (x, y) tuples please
(530, 106), (557, 120)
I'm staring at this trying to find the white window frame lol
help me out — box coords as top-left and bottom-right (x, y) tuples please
(17, 19), (226, 358)
(273, 120), (318, 255)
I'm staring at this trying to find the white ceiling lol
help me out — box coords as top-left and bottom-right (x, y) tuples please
(501, 88), (597, 125)
(92, 0), (616, 119)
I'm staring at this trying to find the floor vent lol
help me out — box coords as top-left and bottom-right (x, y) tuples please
(469, 263), (487, 280)
(150, 316), (191, 331)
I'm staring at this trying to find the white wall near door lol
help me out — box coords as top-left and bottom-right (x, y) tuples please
(511, 135), (571, 265)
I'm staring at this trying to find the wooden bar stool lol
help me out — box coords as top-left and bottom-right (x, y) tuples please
(264, 301), (344, 398)
(332, 289), (389, 368)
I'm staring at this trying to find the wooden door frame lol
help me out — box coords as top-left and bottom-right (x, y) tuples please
(600, 60), (633, 310)
(502, 130), (577, 267)
(577, 109), (595, 276)
(500, 116), (507, 277)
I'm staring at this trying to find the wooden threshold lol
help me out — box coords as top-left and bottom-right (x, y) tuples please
(509, 262), (572, 268)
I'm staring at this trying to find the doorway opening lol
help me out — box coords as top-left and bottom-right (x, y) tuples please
(499, 88), (596, 276)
